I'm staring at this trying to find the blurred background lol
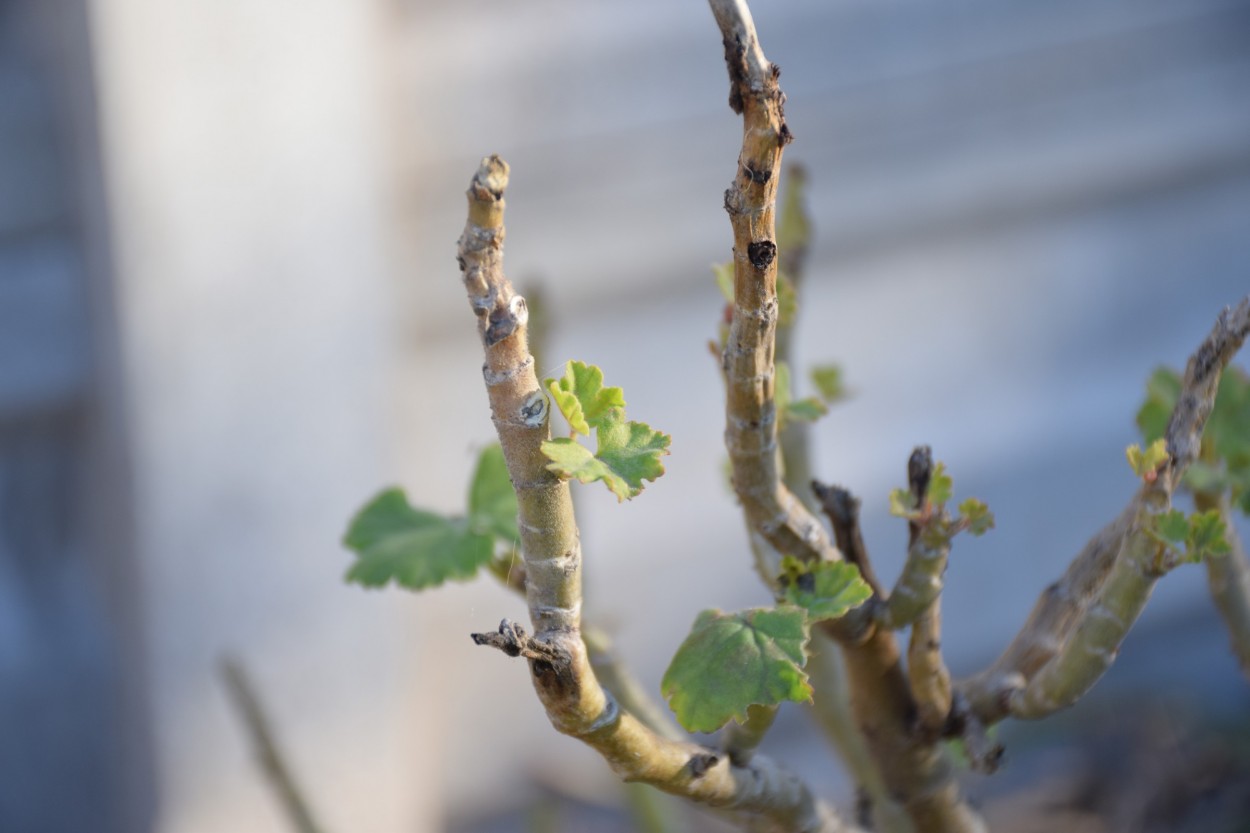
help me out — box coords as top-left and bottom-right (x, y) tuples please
(2, 0), (1248, 830)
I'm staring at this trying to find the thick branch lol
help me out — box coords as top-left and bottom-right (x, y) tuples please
(458, 156), (858, 833)
(962, 297), (1250, 723)
(909, 605), (952, 736)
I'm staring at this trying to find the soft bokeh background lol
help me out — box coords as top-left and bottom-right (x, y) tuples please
(2, 0), (1248, 830)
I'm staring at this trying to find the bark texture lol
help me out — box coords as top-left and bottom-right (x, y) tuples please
(458, 155), (860, 833)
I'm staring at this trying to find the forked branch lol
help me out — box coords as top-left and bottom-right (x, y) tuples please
(457, 155), (860, 833)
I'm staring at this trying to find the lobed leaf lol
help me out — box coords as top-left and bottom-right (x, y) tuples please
(1188, 509), (1232, 561)
(957, 498), (995, 536)
(778, 558), (872, 623)
(344, 489), (492, 589)
(1150, 509), (1190, 545)
(661, 607), (812, 734)
(888, 488), (918, 519)
(545, 360), (626, 437)
(928, 462), (953, 507)
(542, 408), (670, 501)
(1127, 439), (1170, 480)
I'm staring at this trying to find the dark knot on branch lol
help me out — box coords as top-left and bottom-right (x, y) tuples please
(471, 619), (566, 665)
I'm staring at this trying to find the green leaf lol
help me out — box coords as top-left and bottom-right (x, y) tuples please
(957, 498), (995, 536)
(467, 444), (518, 543)
(889, 487), (917, 518)
(1150, 509), (1190, 545)
(1188, 509), (1231, 561)
(928, 462), (953, 507)
(778, 558), (872, 622)
(810, 364), (847, 404)
(545, 361), (626, 437)
(344, 489), (492, 589)
(1183, 460), (1229, 496)
(776, 361), (827, 427)
(661, 607), (812, 733)
(1208, 368), (1250, 463)
(777, 272), (798, 328)
(1127, 438), (1169, 479)
(1136, 367), (1181, 444)
(542, 408), (670, 501)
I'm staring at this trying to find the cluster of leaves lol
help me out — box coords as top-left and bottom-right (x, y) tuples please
(1148, 508), (1232, 565)
(660, 559), (870, 733)
(541, 361), (671, 501)
(343, 445), (519, 590)
(1136, 365), (1250, 513)
(887, 462), (995, 541)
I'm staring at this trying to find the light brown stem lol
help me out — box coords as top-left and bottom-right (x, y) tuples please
(710, 5), (979, 829)
(459, 156), (860, 833)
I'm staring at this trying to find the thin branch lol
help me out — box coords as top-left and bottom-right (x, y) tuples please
(1163, 298), (1250, 480)
(715, 0), (838, 572)
(962, 297), (1250, 723)
(458, 156), (860, 833)
(909, 605), (952, 736)
(805, 635), (915, 833)
(897, 448), (952, 734)
(876, 534), (950, 631)
(1195, 495), (1250, 682)
(219, 657), (326, 833)
(711, 5), (981, 828)
(812, 482), (886, 598)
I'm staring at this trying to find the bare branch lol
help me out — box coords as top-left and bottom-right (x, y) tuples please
(909, 605), (952, 736)
(812, 482), (886, 598)
(219, 658), (326, 833)
(715, 0), (835, 570)
(458, 156), (860, 833)
(962, 297), (1250, 723)
(1163, 297), (1250, 480)
(876, 447), (951, 631)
